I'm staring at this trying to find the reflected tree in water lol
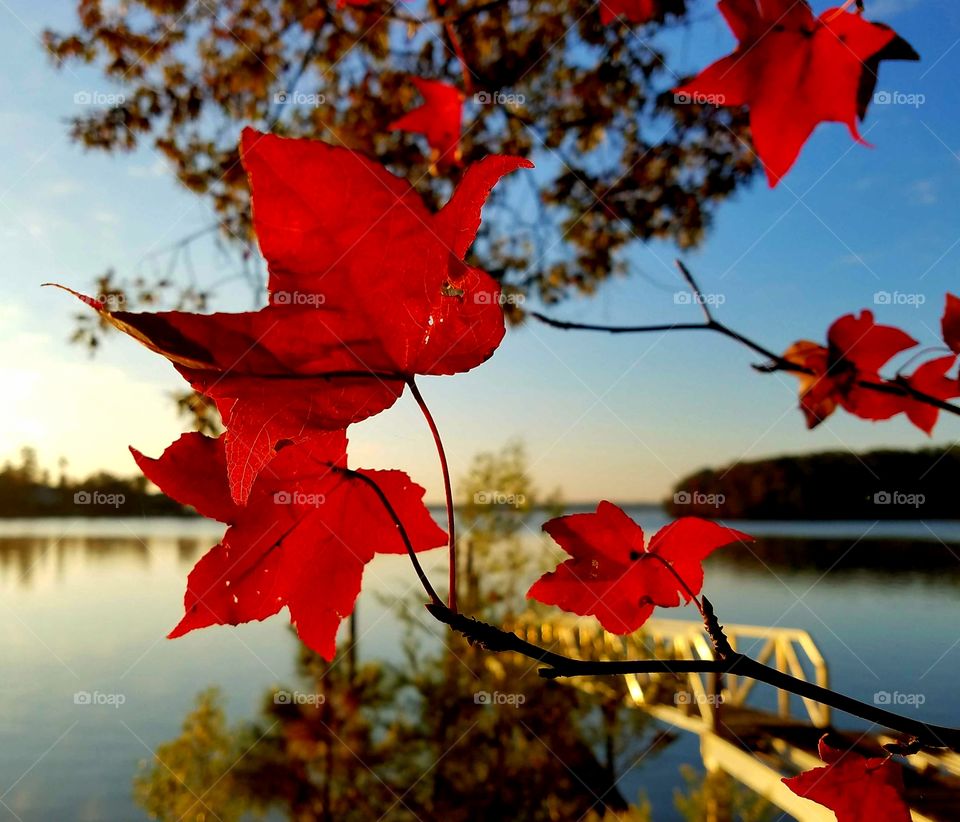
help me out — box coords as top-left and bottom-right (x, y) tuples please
(674, 765), (774, 822)
(134, 640), (660, 820)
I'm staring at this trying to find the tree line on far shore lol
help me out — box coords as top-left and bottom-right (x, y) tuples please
(667, 447), (960, 520)
(0, 447), (188, 518)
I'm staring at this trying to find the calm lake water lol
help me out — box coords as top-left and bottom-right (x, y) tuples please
(2, 508), (960, 820)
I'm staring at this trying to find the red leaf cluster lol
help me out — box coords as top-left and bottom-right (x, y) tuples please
(53, 130), (531, 657)
(56, 131), (529, 504)
(784, 297), (960, 433)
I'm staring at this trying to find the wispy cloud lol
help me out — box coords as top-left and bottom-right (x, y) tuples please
(866, 0), (920, 17)
(909, 179), (938, 205)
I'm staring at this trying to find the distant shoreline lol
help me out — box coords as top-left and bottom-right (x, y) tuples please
(3, 511), (960, 548)
(666, 446), (960, 521)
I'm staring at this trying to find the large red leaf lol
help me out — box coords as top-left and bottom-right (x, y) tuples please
(782, 736), (911, 822)
(675, 2), (918, 185)
(527, 501), (751, 634)
(388, 77), (464, 166)
(132, 432), (446, 660)
(827, 310), (917, 374)
(240, 128), (531, 376)
(784, 310), (917, 427)
(53, 133), (530, 501)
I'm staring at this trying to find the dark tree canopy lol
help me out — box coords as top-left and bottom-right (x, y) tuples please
(668, 446), (960, 520)
(45, 0), (758, 327)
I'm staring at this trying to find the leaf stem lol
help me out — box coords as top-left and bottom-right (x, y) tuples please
(824, 0), (860, 21)
(642, 553), (704, 614)
(332, 465), (442, 605)
(639, 555), (738, 658)
(408, 378), (459, 612)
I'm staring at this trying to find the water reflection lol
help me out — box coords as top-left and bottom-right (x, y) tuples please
(134, 637), (664, 821)
(134, 630), (783, 821)
(722, 535), (960, 578)
(0, 532), (205, 588)
(1, 515), (959, 820)
(3, 525), (958, 590)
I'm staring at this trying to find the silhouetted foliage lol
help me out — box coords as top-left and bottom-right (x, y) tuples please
(668, 446), (960, 520)
(0, 446), (189, 517)
(674, 764), (775, 822)
(45, 0), (759, 347)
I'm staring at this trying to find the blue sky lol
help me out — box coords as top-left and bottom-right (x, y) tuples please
(1, 0), (958, 503)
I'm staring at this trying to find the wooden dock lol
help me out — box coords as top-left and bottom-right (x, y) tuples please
(512, 616), (960, 821)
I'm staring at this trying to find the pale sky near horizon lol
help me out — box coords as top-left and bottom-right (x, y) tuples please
(1, 0), (958, 504)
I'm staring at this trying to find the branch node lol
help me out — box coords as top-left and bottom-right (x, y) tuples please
(701, 596), (734, 659)
(425, 602), (518, 654)
(675, 259), (713, 322)
(883, 736), (923, 756)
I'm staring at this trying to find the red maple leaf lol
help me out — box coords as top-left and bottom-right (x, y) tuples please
(527, 501), (751, 634)
(783, 310), (917, 427)
(388, 78), (464, 166)
(132, 432), (446, 660)
(240, 128), (530, 378)
(782, 736), (911, 822)
(599, 0), (656, 26)
(674, 1), (918, 185)
(900, 355), (959, 435)
(53, 132), (530, 502)
(942, 293), (960, 354)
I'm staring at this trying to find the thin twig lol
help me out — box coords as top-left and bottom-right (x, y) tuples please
(532, 260), (960, 419)
(546, 653), (960, 750)
(427, 601), (960, 750)
(700, 596), (733, 659)
(444, 19), (474, 94)
(426, 602), (725, 673)
(364, 397), (960, 749)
